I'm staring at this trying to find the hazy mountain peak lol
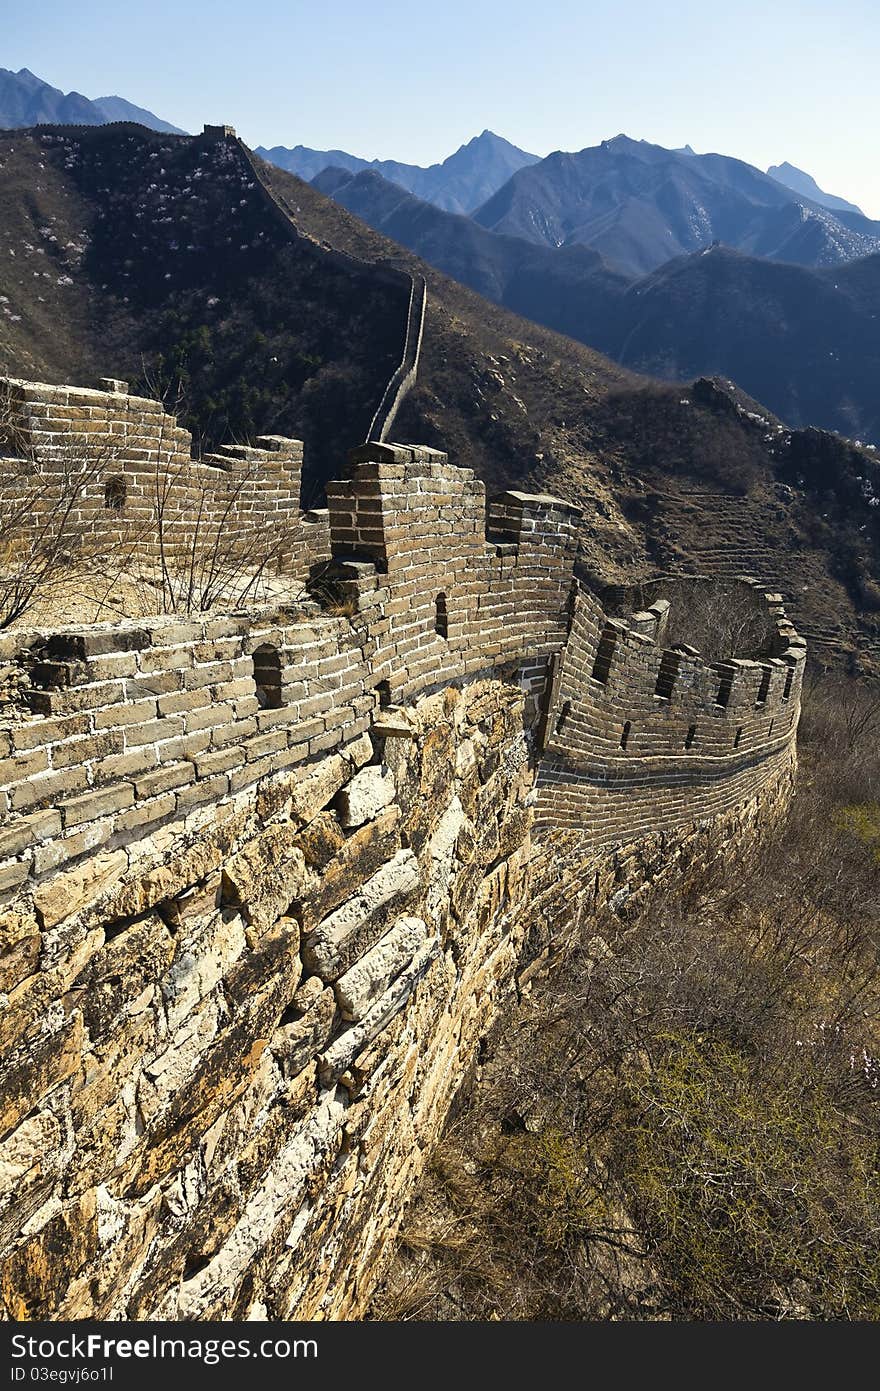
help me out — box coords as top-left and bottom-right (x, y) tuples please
(260, 129), (539, 214)
(0, 65), (185, 134)
(472, 135), (880, 275)
(13, 67), (44, 87)
(767, 161), (863, 217)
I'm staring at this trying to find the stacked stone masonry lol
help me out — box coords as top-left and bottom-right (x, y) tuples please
(0, 377), (330, 577)
(0, 384), (805, 1320)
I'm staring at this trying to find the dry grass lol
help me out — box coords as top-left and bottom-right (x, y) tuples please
(371, 668), (880, 1321)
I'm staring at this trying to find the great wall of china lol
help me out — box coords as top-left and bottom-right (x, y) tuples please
(0, 373), (805, 1319)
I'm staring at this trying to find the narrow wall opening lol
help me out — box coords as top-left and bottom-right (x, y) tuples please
(655, 650), (681, 701)
(592, 626), (618, 684)
(620, 721), (632, 750)
(716, 670), (734, 708)
(435, 592), (448, 640)
(253, 643), (283, 709)
(104, 477), (127, 512)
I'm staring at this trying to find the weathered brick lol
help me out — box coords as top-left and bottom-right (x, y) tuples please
(157, 689), (208, 717)
(94, 697), (158, 730)
(113, 792), (177, 833)
(244, 730), (289, 762)
(193, 747), (246, 778)
(184, 702), (235, 733)
(175, 773), (230, 814)
(10, 767), (90, 812)
(32, 818), (113, 875)
(134, 762), (195, 798)
(184, 662), (234, 690)
(10, 715), (90, 753)
(0, 809), (62, 860)
(61, 783), (135, 829)
(125, 672), (181, 698)
(0, 749), (50, 786)
(0, 858), (29, 894)
(137, 644), (195, 674)
(92, 747), (158, 783)
(210, 719), (257, 749)
(52, 732), (124, 771)
(125, 717), (186, 748)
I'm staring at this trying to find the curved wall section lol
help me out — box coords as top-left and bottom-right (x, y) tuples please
(0, 379), (805, 1320)
(535, 580), (804, 847)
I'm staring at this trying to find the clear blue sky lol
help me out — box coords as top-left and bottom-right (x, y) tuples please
(7, 0), (880, 216)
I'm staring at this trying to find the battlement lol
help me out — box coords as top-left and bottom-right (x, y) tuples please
(0, 378), (805, 1322)
(0, 375), (324, 582)
(535, 577), (804, 845)
(0, 379), (805, 886)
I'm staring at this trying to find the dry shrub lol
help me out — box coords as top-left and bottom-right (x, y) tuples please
(371, 670), (880, 1321)
(0, 385), (306, 625)
(662, 580), (771, 661)
(0, 402), (116, 628)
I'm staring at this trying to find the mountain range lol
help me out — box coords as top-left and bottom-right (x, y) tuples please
(468, 135), (880, 274)
(255, 129), (538, 214)
(260, 129), (878, 276)
(314, 145), (880, 445)
(2, 122), (879, 656)
(0, 67), (185, 135)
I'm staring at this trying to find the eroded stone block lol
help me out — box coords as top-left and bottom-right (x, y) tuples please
(271, 987), (337, 1078)
(334, 915), (427, 1023)
(335, 765), (396, 830)
(302, 849), (420, 982)
(318, 937), (440, 1085)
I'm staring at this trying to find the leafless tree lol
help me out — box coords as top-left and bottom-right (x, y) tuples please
(0, 396), (121, 628)
(125, 373), (306, 616)
(664, 580), (770, 660)
(11, 373), (314, 622)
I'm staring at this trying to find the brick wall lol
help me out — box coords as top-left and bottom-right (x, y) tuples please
(0, 424), (805, 918)
(0, 377), (328, 581)
(535, 579), (805, 846)
(0, 400), (806, 1320)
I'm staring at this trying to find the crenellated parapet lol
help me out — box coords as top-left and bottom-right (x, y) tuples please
(321, 443), (580, 703)
(0, 403), (804, 888)
(535, 576), (805, 845)
(0, 386), (806, 1322)
(0, 376), (328, 578)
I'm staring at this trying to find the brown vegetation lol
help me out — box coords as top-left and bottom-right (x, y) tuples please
(371, 669), (880, 1321)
